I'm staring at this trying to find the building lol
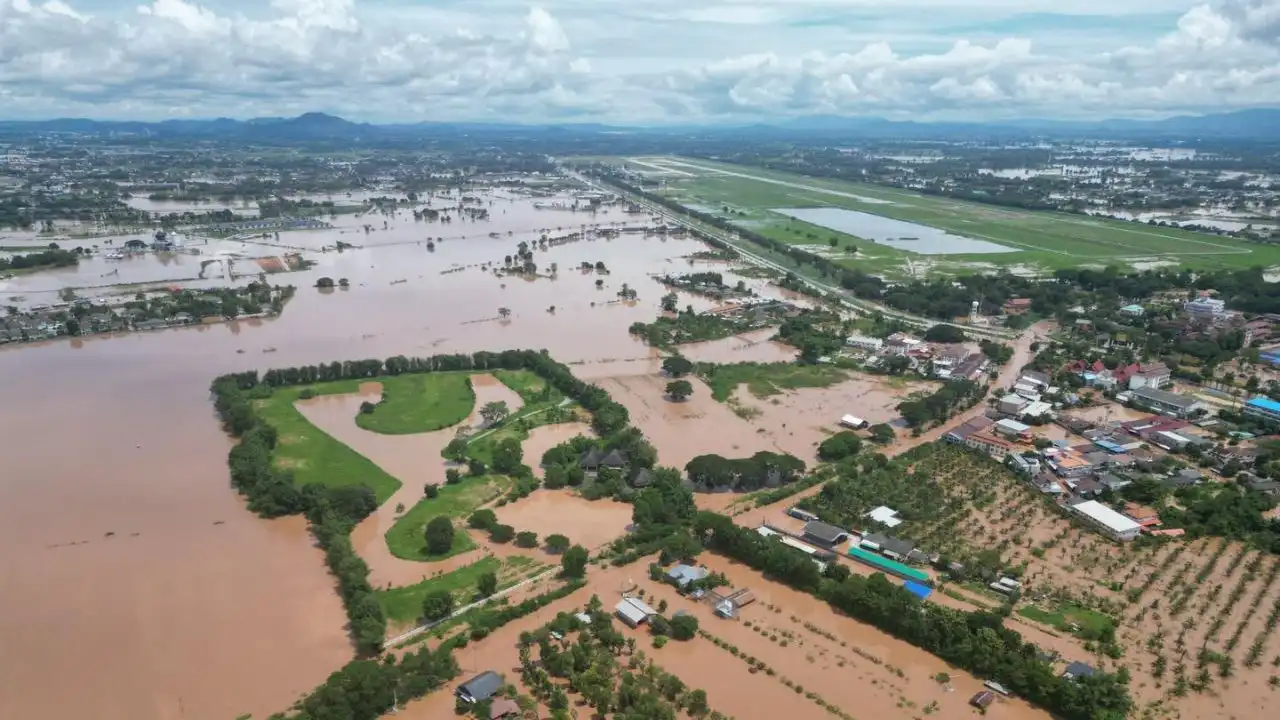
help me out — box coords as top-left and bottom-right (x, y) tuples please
(802, 521), (850, 547)
(1022, 401), (1053, 420)
(885, 332), (923, 355)
(1070, 500), (1142, 541)
(943, 416), (993, 444)
(1003, 298), (1032, 314)
(860, 533), (917, 561)
(1120, 304), (1145, 317)
(457, 671), (504, 704)
(993, 419), (1032, 440)
(1243, 396), (1280, 426)
(787, 507), (819, 522)
(615, 597), (657, 628)
(1062, 661), (1097, 681)
(666, 564), (709, 589)
(845, 334), (884, 352)
(965, 430), (1017, 459)
(1129, 387), (1203, 418)
(1127, 363), (1171, 391)
(840, 414), (868, 429)
(489, 698), (520, 719)
(1184, 296), (1226, 319)
(1008, 453), (1041, 476)
(998, 394), (1028, 415)
(865, 505), (902, 528)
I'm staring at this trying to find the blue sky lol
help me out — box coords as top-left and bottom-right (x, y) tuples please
(0, 0), (1278, 122)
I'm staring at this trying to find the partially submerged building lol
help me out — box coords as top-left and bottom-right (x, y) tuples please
(614, 597), (657, 628)
(456, 671), (504, 704)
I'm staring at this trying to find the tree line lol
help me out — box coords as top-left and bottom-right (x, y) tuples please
(693, 511), (1133, 720)
(0, 247), (81, 272)
(897, 379), (986, 429)
(684, 452), (807, 492)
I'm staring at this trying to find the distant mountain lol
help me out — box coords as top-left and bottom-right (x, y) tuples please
(1, 108), (1278, 141)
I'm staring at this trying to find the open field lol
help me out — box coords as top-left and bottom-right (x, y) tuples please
(382, 474), (509, 562)
(352, 371), (475, 434)
(375, 555), (546, 627)
(629, 156), (1280, 278)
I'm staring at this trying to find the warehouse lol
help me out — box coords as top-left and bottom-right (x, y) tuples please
(1070, 500), (1141, 541)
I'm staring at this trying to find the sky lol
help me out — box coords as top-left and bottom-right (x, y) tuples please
(1, 0), (1279, 123)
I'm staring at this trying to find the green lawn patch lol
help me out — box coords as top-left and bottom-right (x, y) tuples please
(1018, 603), (1116, 638)
(697, 362), (849, 402)
(256, 385), (402, 503)
(376, 557), (504, 624)
(493, 369), (550, 403)
(355, 372), (476, 434)
(384, 474), (510, 562)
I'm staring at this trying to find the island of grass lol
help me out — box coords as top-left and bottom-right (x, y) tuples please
(383, 474), (510, 562)
(697, 361), (849, 402)
(353, 371), (476, 434)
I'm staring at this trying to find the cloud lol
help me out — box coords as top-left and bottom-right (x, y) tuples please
(0, 0), (1278, 122)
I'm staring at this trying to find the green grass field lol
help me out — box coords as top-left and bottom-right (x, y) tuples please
(355, 372), (476, 434)
(375, 555), (544, 624)
(632, 156), (1280, 277)
(384, 474), (511, 562)
(257, 383), (403, 503)
(1018, 603), (1116, 639)
(697, 362), (850, 402)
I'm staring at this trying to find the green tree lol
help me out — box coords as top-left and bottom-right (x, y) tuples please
(662, 355), (694, 377)
(661, 292), (679, 312)
(818, 431), (863, 461)
(868, 423), (896, 444)
(546, 533), (570, 553)
(480, 400), (510, 426)
(489, 523), (515, 543)
(421, 589), (454, 621)
(670, 613), (699, 640)
(445, 468), (462, 485)
(666, 379), (694, 401)
(515, 530), (538, 548)
(561, 544), (589, 578)
(491, 437), (523, 474)
(468, 508), (497, 529)
(424, 516), (454, 555)
(686, 689), (709, 717)
(477, 570), (498, 597)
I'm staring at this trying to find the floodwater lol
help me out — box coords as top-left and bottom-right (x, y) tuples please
(494, 490), (633, 552)
(773, 207), (1017, 255)
(520, 422), (594, 477)
(124, 197), (261, 215)
(0, 190), (747, 720)
(676, 327), (799, 364)
(296, 374), (525, 588)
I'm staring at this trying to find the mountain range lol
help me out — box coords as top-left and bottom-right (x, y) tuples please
(2, 109), (1278, 141)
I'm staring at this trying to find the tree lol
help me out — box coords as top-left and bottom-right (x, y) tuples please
(480, 401), (510, 426)
(359, 401), (376, 415)
(491, 437), (523, 474)
(544, 464), (568, 489)
(443, 437), (468, 461)
(468, 508), (497, 530)
(445, 468), (462, 484)
(489, 523), (515, 543)
(661, 292), (679, 312)
(686, 689), (709, 717)
(922, 324), (967, 343)
(546, 534), (571, 553)
(498, 307), (511, 319)
(424, 484), (439, 499)
(869, 423), (896, 444)
(424, 516), (454, 555)
(670, 613), (699, 641)
(818, 431), (862, 461)
(422, 589), (454, 621)
(561, 544), (588, 578)
(477, 570), (498, 597)
(666, 380), (694, 401)
(315, 276), (335, 288)
(661, 355), (694, 377)
(515, 531), (538, 548)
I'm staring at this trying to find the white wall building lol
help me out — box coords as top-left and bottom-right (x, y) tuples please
(1071, 500), (1141, 541)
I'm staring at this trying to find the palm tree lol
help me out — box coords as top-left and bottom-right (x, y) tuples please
(498, 307), (511, 319)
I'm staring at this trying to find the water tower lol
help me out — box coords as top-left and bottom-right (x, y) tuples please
(970, 300), (980, 324)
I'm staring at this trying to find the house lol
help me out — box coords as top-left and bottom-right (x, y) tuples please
(860, 533), (917, 561)
(1099, 472), (1133, 493)
(1009, 453), (1041, 476)
(1062, 661), (1097, 681)
(1129, 387), (1204, 418)
(1047, 450), (1096, 478)
(1070, 500), (1141, 541)
(580, 448), (627, 472)
(1163, 468), (1203, 488)
(1069, 476), (1105, 498)
(1019, 371), (1051, 390)
(629, 468), (653, 488)
(885, 332), (923, 355)
(998, 394), (1029, 415)
(489, 698), (520, 719)
(1003, 297), (1032, 314)
(840, 414), (868, 430)
(615, 597), (657, 628)
(1244, 476), (1280, 496)
(1022, 401), (1053, 420)
(666, 564), (709, 589)
(456, 671), (504, 703)
(802, 521), (850, 547)
(944, 416), (993, 444)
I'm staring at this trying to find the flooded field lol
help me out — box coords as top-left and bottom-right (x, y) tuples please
(773, 206), (1017, 255)
(493, 490), (633, 551)
(0, 189), (760, 720)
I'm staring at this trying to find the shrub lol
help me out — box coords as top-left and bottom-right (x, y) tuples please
(424, 516), (454, 555)
(445, 468), (462, 485)
(468, 509), (497, 530)
(489, 524), (515, 543)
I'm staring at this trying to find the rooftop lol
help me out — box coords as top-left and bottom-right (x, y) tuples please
(803, 521), (850, 545)
(1071, 500), (1141, 534)
(457, 671), (504, 703)
(1131, 387), (1198, 410)
(1246, 396), (1280, 414)
(866, 505), (902, 528)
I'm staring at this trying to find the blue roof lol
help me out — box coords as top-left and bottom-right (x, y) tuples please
(1246, 396), (1280, 414)
(1121, 304), (1144, 312)
(903, 580), (932, 600)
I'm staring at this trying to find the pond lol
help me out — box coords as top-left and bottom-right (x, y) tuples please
(771, 207), (1017, 255)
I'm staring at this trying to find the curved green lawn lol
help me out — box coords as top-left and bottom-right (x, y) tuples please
(355, 372), (476, 434)
(257, 385), (402, 503)
(384, 474), (510, 561)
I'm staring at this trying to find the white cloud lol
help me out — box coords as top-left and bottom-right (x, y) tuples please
(0, 0), (1277, 122)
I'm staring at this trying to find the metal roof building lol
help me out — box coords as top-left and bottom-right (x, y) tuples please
(1070, 500), (1141, 541)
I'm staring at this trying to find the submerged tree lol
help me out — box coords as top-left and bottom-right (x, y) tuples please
(665, 379), (693, 401)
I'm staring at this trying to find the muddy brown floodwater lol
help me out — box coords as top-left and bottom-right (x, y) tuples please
(0, 197), (761, 720)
